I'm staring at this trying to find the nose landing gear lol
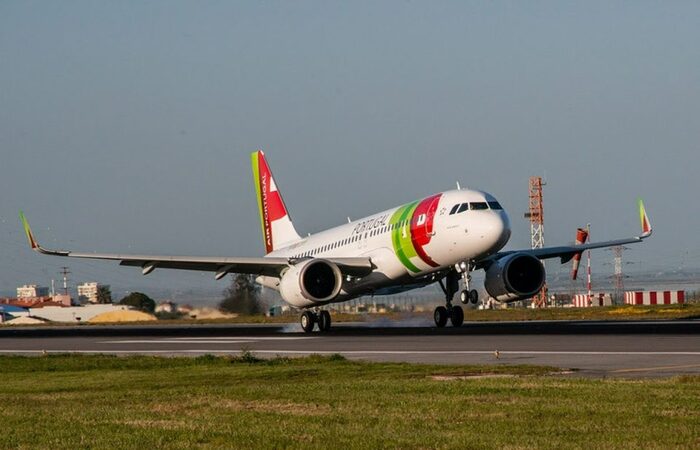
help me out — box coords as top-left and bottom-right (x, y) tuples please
(435, 261), (479, 328)
(435, 271), (465, 328)
(460, 289), (479, 306)
(457, 261), (479, 306)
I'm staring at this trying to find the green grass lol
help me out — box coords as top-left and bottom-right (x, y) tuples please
(463, 302), (700, 322)
(0, 355), (698, 449)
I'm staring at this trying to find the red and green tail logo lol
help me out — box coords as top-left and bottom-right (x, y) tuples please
(390, 194), (442, 273)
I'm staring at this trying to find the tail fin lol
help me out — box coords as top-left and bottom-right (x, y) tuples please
(251, 150), (302, 253)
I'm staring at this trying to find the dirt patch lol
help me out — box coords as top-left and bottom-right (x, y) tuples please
(119, 419), (196, 431)
(430, 373), (518, 381)
(216, 399), (332, 416)
(430, 370), (573, 381)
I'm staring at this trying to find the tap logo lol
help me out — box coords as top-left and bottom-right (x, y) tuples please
(390, 194), (441, 273)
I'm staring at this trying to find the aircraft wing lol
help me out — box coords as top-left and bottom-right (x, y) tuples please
(478, 199), (653, 268)
(19, 213), (374, 279)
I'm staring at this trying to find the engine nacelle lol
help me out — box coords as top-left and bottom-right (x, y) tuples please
(484, 253), (545, 302)
(279, 259), (343, 308)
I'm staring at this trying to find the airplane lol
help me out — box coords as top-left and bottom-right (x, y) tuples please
(20, 150), (653, 332)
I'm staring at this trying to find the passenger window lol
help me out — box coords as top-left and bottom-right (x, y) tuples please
(449, 204), (460, 215)
(488, 201), (502, 210)
(457, 203), (470, 213)
(471, 202), (488, 210)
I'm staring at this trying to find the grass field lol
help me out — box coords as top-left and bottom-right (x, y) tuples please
(1, 355), (698, 449)
(115, 302), (700, 326)
(119, 301), (700, 325)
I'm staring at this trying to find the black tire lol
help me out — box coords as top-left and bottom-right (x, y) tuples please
(469, 289), (479, 305)
(450, 305), (464, 327)
(460, 290), (469, 305)
(318, 310), (332, 332)
(434, 306), (448, 328)
(300, 311), (315, 333)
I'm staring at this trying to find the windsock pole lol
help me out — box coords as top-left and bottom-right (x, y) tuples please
(586, 224), (592, 307)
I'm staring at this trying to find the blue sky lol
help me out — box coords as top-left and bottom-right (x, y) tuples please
(1, 1), (699, 298)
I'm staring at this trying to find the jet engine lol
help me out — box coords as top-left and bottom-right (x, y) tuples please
(484, 253), (545, 302)
(279, 259), (343, 308)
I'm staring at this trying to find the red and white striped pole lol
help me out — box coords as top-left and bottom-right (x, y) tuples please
(586, 224), (592, 307)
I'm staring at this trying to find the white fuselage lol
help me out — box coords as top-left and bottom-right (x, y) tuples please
(259, 189), (511, 307)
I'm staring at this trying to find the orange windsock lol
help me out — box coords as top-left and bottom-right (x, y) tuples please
(571, 228), (589, 280)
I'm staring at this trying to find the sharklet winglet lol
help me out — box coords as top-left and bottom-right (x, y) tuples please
(19, 211), (38, 249)
(637, 198), (652, 238)
(18, 211), (70, 256)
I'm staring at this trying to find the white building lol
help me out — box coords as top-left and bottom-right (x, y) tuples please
(77, 282), (110, 304)
(29, 304), (131, 323)
(16, 284), (49, 298)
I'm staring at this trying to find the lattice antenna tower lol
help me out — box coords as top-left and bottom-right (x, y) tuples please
(611, 246), (629, 303)
(59, 266), (71, 296)
(524, 176), (547, 307)
(526, 176), (546, 249)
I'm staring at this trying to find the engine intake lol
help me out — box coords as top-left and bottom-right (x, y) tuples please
(279, 259), (343, 307)
(484, 253), (545, 302)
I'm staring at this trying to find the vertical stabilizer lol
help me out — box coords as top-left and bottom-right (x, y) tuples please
(251, 151), (302, 253)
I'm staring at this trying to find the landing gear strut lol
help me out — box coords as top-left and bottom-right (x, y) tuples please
(436, 271), (464, 328)
(300, 310), (332, 333)
(458, 261), (479, 307)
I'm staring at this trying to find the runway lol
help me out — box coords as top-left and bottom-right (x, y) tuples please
(1, 320), (698, 378)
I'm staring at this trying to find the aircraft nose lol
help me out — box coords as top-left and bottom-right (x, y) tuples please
(481, 211), (511, 252)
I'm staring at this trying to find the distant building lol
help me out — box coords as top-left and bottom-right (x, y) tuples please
(0, 304), (30, 323)
(1, 295), (72, 308)
(52, 294), (73, 306)
(155, 301), (177, 314)
(17, 284), (49, 298)
(77, 282), (110, 304)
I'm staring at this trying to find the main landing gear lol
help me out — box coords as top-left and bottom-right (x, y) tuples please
(300, 310), (332, 333)
(435, 262), (479, 328)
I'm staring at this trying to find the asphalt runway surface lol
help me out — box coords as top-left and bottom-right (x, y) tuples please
(1, 320), (699, 378)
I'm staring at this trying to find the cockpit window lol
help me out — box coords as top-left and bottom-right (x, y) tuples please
(471, 202), (488, 210)
(488, 201), (503, 210)
(449, 204), (460, 215)
(457, 203), (470, 213)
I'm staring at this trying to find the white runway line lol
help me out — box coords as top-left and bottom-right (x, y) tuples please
(169, 337), (317, 340)
(212, 350), (700, 356)
(1, 349), (699, 356)
(101, 340), (258, 344)
(101, 336), (317, 344)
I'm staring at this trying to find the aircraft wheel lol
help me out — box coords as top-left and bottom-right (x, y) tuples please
(318, 310), (332, 332)
(469, 290), (479, 305)
(434, 306), (448, 328)
(450, 305), (464, 327)
(460, 290), (469, 305)
(300, 311), (316, 333)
